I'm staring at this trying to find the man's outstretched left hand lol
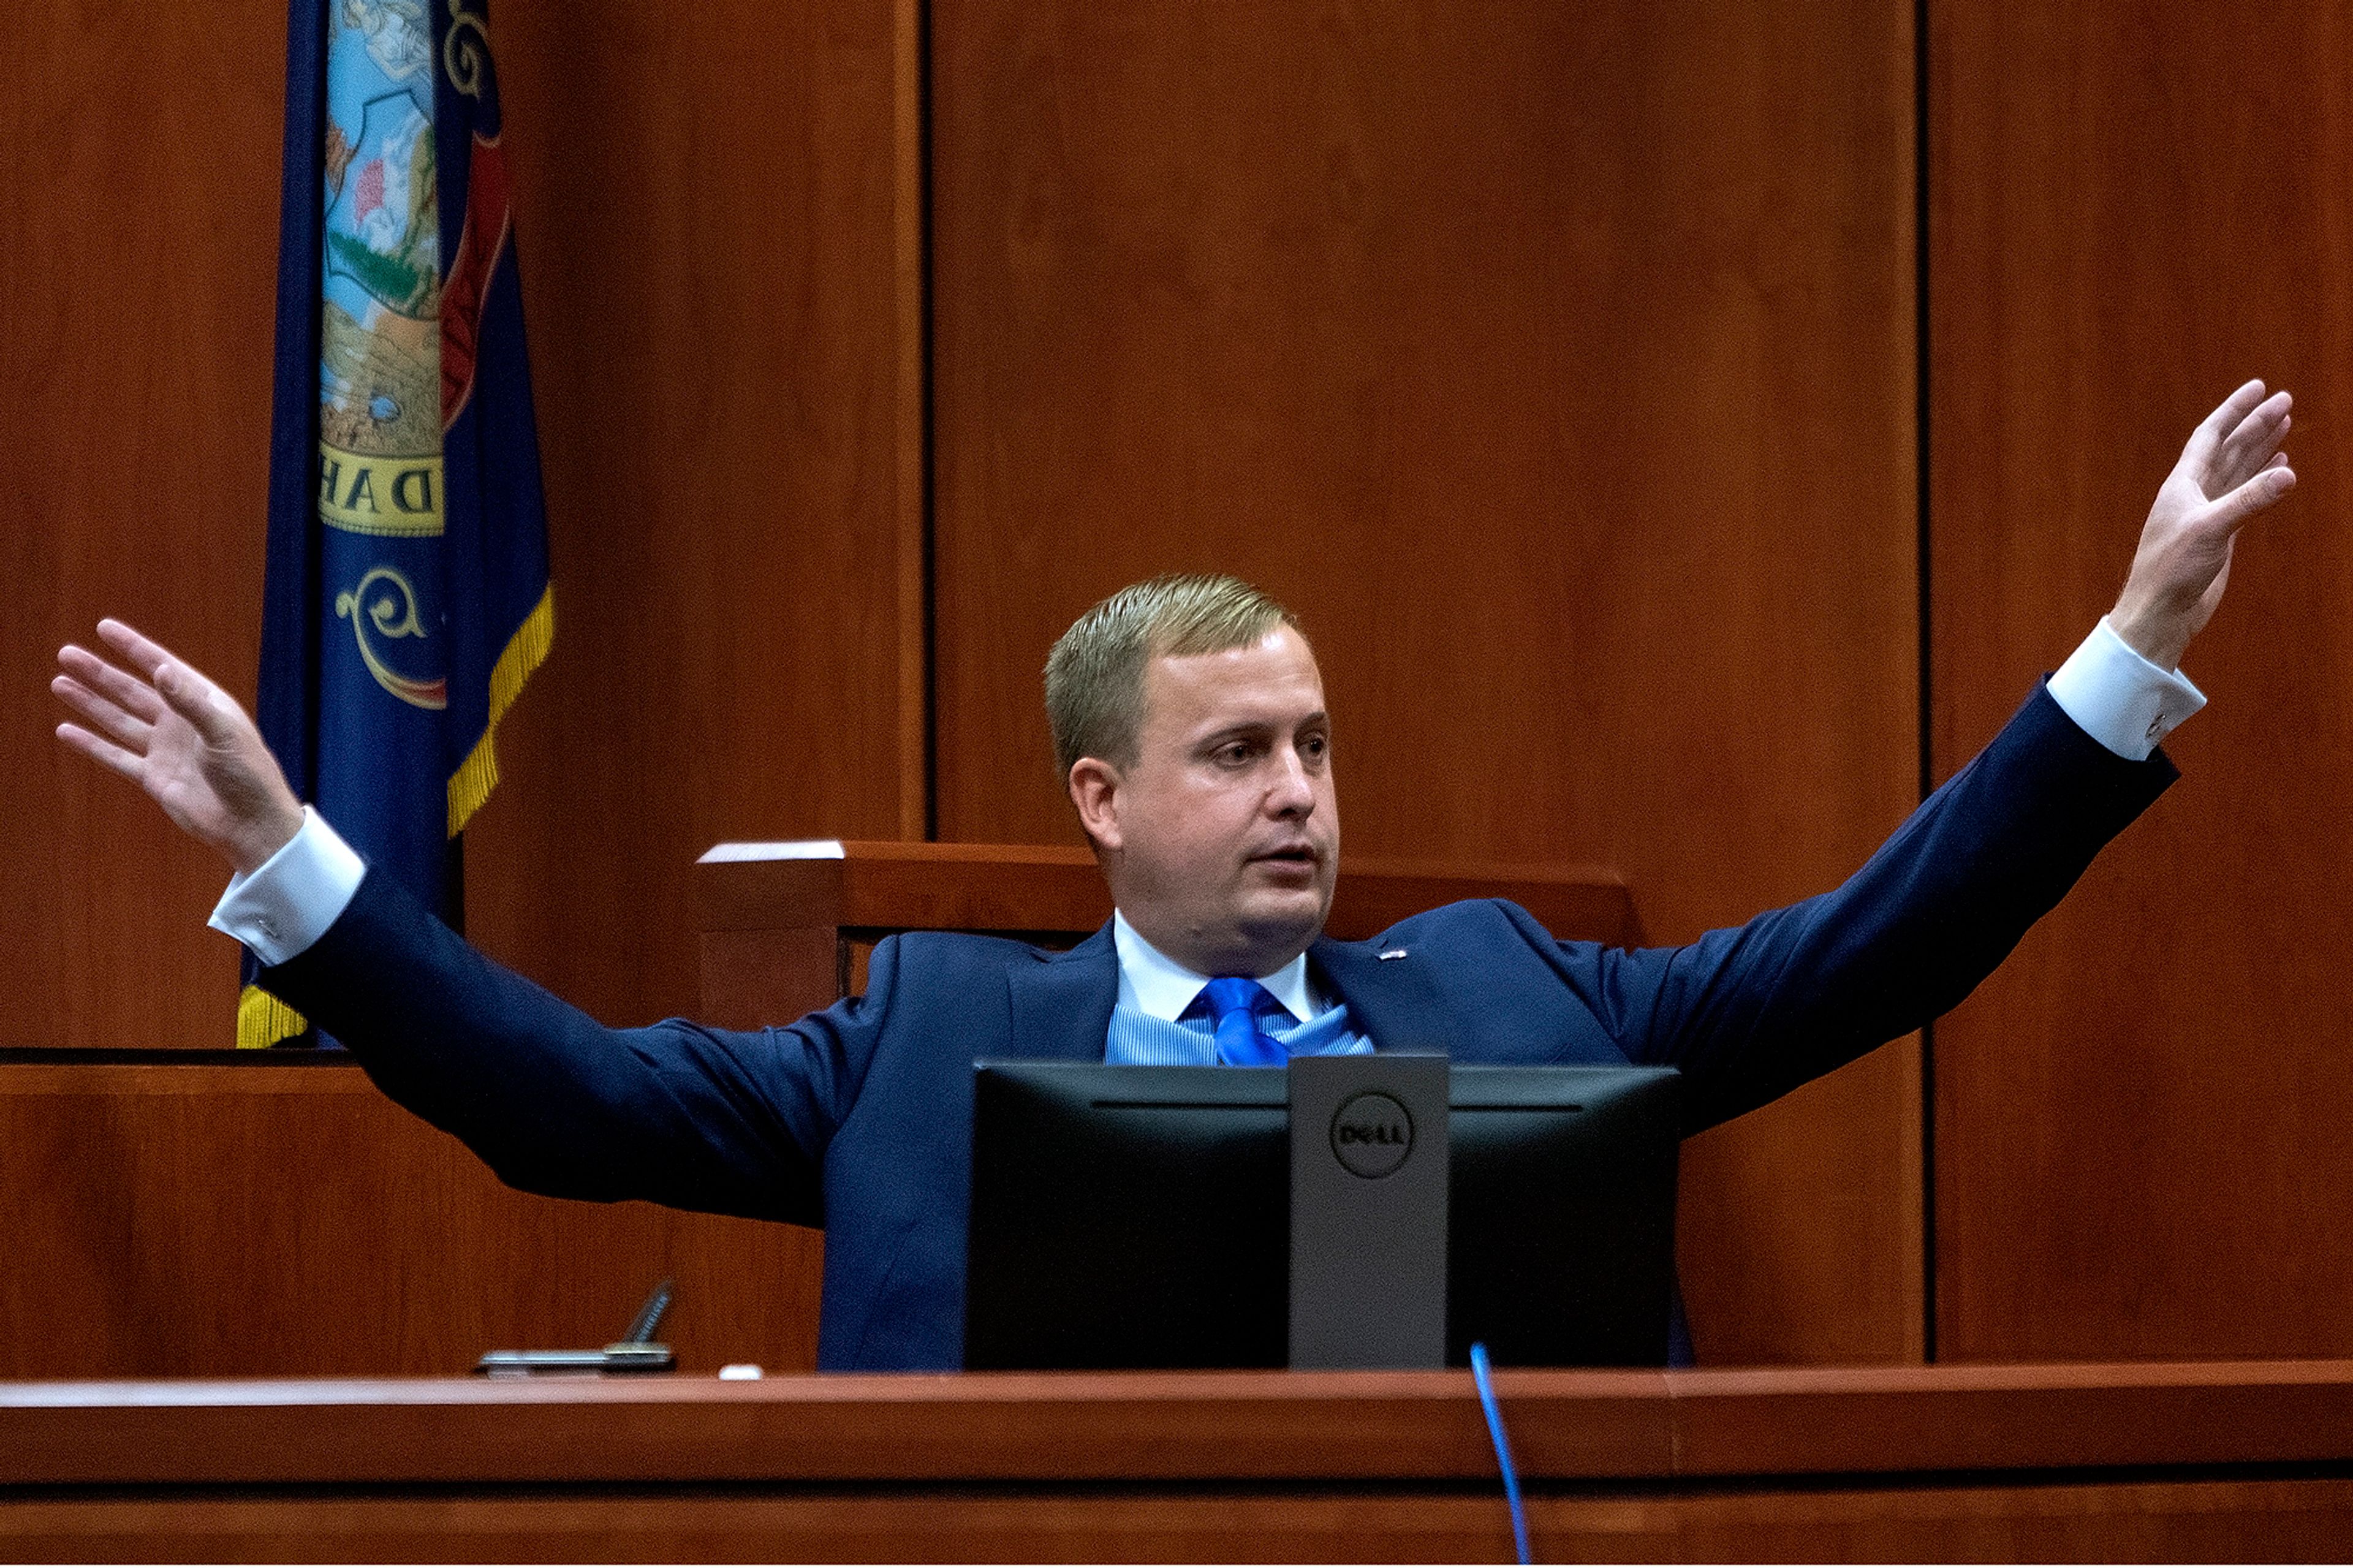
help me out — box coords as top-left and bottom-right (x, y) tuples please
(2110, 379), (2297, 672)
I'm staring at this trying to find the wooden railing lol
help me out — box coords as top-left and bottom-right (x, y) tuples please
(695, 839), (1639, 1027)
(8, 1362), (2353, 1558)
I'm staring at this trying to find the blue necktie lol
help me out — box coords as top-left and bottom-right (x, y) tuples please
(1198, 977), (1289, 1066)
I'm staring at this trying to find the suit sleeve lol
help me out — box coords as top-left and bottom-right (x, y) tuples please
(257, 869), (895, 1226)
(1583, 682), (2175, 1132)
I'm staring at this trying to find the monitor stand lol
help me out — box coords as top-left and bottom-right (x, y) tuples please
(1287, 1053), (1449, 1369)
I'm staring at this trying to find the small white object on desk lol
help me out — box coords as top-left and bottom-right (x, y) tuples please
(718, 1363), (763, 1380)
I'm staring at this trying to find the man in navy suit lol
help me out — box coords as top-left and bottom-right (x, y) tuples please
(54, 382), (2297, 1369)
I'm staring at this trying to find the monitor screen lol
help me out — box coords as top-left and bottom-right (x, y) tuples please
(964, 1062), (1681, 1369)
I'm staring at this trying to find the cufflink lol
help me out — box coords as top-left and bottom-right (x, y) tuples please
(2146, 717), (2164, 741)
(257, 915), (280, 938)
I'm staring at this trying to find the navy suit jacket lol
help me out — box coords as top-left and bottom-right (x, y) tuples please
(261, 684), (2173, 1369)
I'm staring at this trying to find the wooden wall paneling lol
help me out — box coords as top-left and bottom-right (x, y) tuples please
(4, 0), (918, 1049)
(0, 0), (285, 1049)
(1930, 4), (2353, 1358)
(0, 1064), (820, 1377)
(895, 0), (930, 842)
(930, 1), (1922, 1361)
(462, 0), (917, 1026)
(4, 0), (909, 1377)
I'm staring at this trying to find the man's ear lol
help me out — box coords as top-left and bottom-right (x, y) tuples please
(1069, 757), (1123, 852)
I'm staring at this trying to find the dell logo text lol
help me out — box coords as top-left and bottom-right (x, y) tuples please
(1330, 1091), (1415, 1179)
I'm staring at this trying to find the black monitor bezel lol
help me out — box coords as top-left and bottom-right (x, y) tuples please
(964, 1061), (1681, 1370)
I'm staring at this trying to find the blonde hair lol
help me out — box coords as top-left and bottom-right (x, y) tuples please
(1044, 574), (1301, 778)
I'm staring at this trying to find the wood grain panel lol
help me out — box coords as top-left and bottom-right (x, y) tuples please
(1930, 3), (2353, 1358)
(0, 1064), (820, 1377)
(930, 0), (1921, 1362)
(0, 1371), (1648, 1485)
(0, 0), (284, 1050)
(458, 0), (915, 1023)
(2, 0), (915, 1048)
(694, 842), (1634, 944)
(14, 1360), (2353, 1485)
(9, 1480), (2353, 1565)
(11, 1366), (2353, 1560)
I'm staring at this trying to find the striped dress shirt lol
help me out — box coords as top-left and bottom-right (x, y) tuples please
(1103, 909), (1373, 1066)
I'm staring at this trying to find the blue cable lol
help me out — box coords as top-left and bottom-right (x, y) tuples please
(1469, 1341), (1531, 1564)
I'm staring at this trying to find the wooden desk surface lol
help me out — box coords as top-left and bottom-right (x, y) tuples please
(12, 1359), (2353, 1482)
(8, 1362), (2353, 1561)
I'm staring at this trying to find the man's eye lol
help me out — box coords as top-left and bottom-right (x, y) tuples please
(1217, 743), (1253, 765)
(1302, 734), (1328, 759)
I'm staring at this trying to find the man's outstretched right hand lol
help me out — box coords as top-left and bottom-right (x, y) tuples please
(53, 621), (305, 876)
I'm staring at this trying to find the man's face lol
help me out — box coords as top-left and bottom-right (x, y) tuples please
(1076, 625), (1339, 977)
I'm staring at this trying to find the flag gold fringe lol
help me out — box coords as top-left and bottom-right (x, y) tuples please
(233, 588), (551, 1047)
(238, 985), (309, 1050)
(447, 584), (555, 837)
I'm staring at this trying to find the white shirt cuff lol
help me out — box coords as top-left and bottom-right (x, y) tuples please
(2045, 616), (2207, 762)
(208, 806), (367, 967)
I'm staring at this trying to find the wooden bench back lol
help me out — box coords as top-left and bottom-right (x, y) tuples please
(696, 840), (1639, 1028)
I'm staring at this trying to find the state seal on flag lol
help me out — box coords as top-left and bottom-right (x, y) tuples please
(318, 2), (442, 540)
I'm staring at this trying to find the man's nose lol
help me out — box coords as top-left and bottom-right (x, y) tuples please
(1266, 747), (1316, 816)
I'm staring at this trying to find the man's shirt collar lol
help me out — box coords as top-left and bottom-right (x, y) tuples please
(1112, 909), (1319, 1025)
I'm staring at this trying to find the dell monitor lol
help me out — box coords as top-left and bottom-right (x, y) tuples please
(964, 1061), (1681, 1369)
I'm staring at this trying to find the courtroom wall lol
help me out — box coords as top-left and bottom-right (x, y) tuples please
(11, 0), (2347, 1377)
(2, 0), (917, 1038)
(928, 0), (1922, 1363)
(1, 0), (910, 1374)
(4, 2), (288, 1052)
(5, 0), (1916, 1372)
(1928, 3), (2353, 1360)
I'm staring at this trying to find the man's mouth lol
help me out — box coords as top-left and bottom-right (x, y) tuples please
(1251, 846), (1319, 868)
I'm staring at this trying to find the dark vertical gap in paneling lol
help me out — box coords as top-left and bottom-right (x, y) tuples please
(1914, 0), (1938, 1365)
(918, 0), (940, 843)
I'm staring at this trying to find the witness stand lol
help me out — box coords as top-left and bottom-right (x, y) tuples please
(10, 848), (2350, 1559)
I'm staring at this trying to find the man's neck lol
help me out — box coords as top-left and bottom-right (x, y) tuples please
(1111, 909), (1320, 1024)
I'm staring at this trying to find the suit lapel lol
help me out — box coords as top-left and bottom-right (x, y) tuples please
(1312, 935), (1461, 1056)
(1005, 921), (1121, 1062)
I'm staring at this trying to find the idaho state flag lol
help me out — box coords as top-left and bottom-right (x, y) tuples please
(245, 0), (553, 1046)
